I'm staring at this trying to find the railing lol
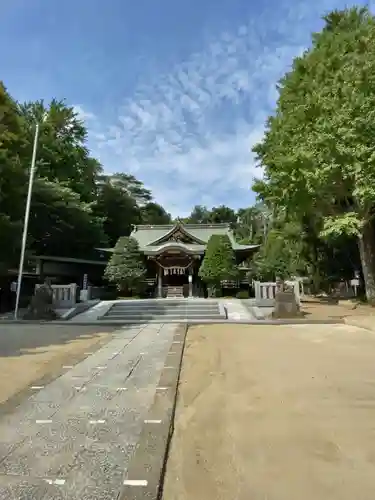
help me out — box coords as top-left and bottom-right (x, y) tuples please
(254, 280), (301, 307)
(35, 283), (77, 308)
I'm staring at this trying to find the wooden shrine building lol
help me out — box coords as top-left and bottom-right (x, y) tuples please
(102, 221), (259, 298)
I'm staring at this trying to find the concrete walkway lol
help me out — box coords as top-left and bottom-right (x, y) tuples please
(219, 298), (255, 320)
(0, 323), (179, 499)
(70, 300), (114, 322)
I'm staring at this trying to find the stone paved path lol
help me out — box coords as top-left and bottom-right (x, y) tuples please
(219, 298), (255, 320)
(0, 323), (177, 500)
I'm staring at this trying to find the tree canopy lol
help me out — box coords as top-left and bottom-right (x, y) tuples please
(0, 81), (176, 271)
(0, 66), (365, 296)
(198, 234), (239, 291)
(252, 6), (375, 301)
(104, 236), (146, 293)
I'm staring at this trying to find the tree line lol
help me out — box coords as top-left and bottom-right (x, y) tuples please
(249, 6), (375, 300)
(3, 2), (370, 304)
(0, 81), (268, 274)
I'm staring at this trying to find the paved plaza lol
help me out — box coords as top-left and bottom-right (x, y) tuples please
(0, 323), (179, 499)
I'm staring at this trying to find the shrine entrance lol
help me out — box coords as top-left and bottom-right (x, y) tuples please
(163, 266), (188, 286)
(150, 250), (200, 298)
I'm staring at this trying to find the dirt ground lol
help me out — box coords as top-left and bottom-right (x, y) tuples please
(300, 297), (375, 320)
(163, 323), (375, 500)
(0, 325), (116, 411)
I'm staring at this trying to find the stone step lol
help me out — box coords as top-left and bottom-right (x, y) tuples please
(165, 286), (184, 298)
(99, 312), (224, 321)
(109, 304), (220, 312)
(112, 299), (216, 304)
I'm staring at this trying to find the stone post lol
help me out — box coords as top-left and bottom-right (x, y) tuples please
(158, 266), (163, 298)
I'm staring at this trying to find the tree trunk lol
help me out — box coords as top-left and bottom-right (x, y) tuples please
(358, 222), (375, 304)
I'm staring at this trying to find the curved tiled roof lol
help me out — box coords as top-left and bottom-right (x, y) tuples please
(99, 222), (259, 253)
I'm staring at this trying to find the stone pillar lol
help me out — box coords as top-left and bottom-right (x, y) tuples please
(188, 268), (193, 298)
(158, 266), (163, 298)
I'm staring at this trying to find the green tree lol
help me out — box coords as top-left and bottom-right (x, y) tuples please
(235, 204), (273, 243)
(252, 7), (375, 302)
(94, 176), (141, 246)
(0, 82), (27, 270)
(105, 173), (152, 206)
(252, 221), (306, 281)
(19, 99), (100, 202)
(104, 236), (146, 294)
(209, 205), (237, 225)
(0, 80), (175, 272)
(184, 204), (238, 225)
(183, 205), (211, 224)
(141, 202), (171, 225)
(28, 179), (107, 257)
(198, 235), (239, 294)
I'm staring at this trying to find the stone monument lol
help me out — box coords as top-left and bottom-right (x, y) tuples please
(272, 278), (302, 319)
(23, 278), (60, 320)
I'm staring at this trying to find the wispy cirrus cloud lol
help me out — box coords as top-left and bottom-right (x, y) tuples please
(83, 0), (361, 216)
(73, 105), (96, 123)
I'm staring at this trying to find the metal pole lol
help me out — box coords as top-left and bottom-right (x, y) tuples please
(14, 123), (40, 320)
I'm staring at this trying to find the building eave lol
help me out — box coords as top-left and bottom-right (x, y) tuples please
(143, 242), (205, 255)
(32, 255), (107, 265)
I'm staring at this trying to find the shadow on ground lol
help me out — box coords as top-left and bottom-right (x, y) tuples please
(0, 324), (117, 358)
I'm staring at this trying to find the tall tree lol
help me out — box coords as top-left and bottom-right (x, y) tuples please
(252, 7), (375, 302)
(104, 236), (146, 294)
(235, 205), (272, 243)
(94, 176), (141, 246)
(182, 205), (210, 224)
(28, 179), (107, 257)
(141, 202), (171, 225)
(107, 173), (152, 206)
(198, 234), (239, 295)
(252, 220), (307, 281)
(19, 99), (100, 202)
(0, 82), (28, 270)
(209, 205), (237, 225)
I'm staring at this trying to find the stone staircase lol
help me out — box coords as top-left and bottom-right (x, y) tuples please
(99, 298), (227, 323)
(165, 286), (184, 298)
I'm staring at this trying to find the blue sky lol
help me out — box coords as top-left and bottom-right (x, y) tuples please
(1, 0), (371, 216)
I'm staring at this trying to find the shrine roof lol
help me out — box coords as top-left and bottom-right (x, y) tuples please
(130, 222), (258, 252)
(97, 222), (259, 254)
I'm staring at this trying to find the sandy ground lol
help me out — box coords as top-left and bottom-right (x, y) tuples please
(0, 325), (116, 410)
(163, 323), (375, 500)
(300, 298), (375, 320)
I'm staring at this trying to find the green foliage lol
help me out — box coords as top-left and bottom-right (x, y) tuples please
(0, 80), (176, 270)
(251, 7), (375, 298)
(104, 237), (146, 293)
(198, 235), (239, 286)
(19, 99), (100, 202)
(0, 82), (28, 269)
(252, 6), (375, 227)
(182, 205), (211, 224)
(182, 204), (236, 225)
(94, 175), (142, 246)
(141, 202), (172, 225)
(320, 213), (362, 238)
(252, 222), (307, 281)
(28, 178), (107, 257)
(235, 204), (272, 243)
